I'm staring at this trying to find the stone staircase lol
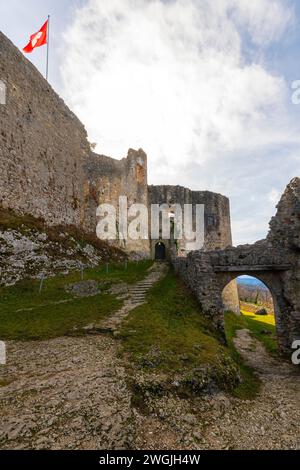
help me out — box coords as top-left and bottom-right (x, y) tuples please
(83, 262), (168, 335)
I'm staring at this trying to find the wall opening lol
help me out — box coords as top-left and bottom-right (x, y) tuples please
(223, 275), (278, 354)
(237, 276), (274, 316)
(155, 242), (166, 260)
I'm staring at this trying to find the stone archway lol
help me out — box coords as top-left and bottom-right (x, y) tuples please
(173, 245), (297, 355)
(173, 177), (300, 356)
(219, 271), (289, 352)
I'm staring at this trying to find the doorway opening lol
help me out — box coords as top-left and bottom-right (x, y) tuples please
(223, 275), (277, 355)
(155, 242), (166, 260)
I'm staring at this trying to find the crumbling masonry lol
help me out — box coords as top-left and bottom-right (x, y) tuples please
(1, 32), (299, 353)
(173, 178), (300, 354)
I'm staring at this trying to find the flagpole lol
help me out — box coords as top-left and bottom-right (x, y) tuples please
(46, 15), (50, 81)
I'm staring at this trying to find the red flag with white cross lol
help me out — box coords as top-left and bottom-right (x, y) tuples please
(23, 19), (48, 53)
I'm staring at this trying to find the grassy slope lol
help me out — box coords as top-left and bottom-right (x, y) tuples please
(0, 258), (266, 399)
(120, 269), (260, 399)
(0, 260), (152, 341)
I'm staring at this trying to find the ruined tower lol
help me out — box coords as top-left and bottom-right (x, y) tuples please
(0, 30), (240, 313)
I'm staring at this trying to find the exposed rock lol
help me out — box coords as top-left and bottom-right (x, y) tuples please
(65, 280), (103, 298)
(0, 226), (121, 286)
(0, 336), (134, 450)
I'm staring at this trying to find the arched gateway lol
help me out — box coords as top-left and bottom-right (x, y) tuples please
(215, 262), (292, 353)
(173, 177), (300, 356)
(173, 244), (297, 354)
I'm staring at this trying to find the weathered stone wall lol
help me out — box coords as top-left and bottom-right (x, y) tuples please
(173, 178), (300, 355)
(1, 30), (240, 264)
(148, 185), (234, 253)
(172, 251), (228, 340)
(0, 32), (90, 228)
(84, 149), (150, 256)
(267, 177), (300, 351)
(149, 185), (240, 313)
(0, 32), (150, 257)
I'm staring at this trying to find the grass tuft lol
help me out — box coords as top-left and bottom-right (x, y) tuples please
(0, 261), (152, 341)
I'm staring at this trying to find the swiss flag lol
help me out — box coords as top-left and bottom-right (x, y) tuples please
(23, 20), (48, 53)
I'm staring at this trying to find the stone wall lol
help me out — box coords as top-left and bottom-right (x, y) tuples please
(84, 149), (150, 256)
(267, 177), (300, 351)
(0, 32), (89, 228)
(148, 185), (234, 254)
(0, 32), (150, 257)
(173, 178), (300, 355)
(149, 185), (240, 313)
(0, 30), (239, 265)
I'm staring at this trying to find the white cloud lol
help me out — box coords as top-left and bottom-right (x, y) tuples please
(60, 0), (297, 244)
(268, 188), (281, 204)
(230, 0), (294, 45)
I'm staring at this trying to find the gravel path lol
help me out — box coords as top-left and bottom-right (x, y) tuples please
(0, 262), (167, 450)
(1, 276), (299, 450)
(133, 329), (300, 450)
(0, 336), (133, 449)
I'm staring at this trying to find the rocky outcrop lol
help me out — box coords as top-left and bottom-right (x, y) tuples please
(0, 209), (125, 286)
(268, 177), (300, 250)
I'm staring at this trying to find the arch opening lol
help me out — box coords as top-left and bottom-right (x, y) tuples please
(222, 274), (278, 354)
(237, 275), (274, 317)
(155, 241), (166, 260)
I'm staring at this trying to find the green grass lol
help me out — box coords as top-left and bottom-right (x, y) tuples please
(0, 260), (152, 341)
(241, 310), (277, 355)
(120, 269), (247, 397)
(121, 271), (225, 370)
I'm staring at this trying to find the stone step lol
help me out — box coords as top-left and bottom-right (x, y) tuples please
(131, 286), (150, 289)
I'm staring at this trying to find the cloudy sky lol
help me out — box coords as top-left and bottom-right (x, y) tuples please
(1, 0), (300, 245)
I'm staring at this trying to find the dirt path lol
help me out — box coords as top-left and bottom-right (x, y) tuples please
(133, 329), (300, 450)
(0, 262), (167, 450)
(216, 328), (300, 450)
(1, 265), (299, 451)
(0, 335), (133, 449)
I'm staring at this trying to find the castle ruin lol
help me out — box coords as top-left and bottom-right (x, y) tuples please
(1, 31), (299, 353)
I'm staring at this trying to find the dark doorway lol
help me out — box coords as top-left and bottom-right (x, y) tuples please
(155, 242), (166, 260)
